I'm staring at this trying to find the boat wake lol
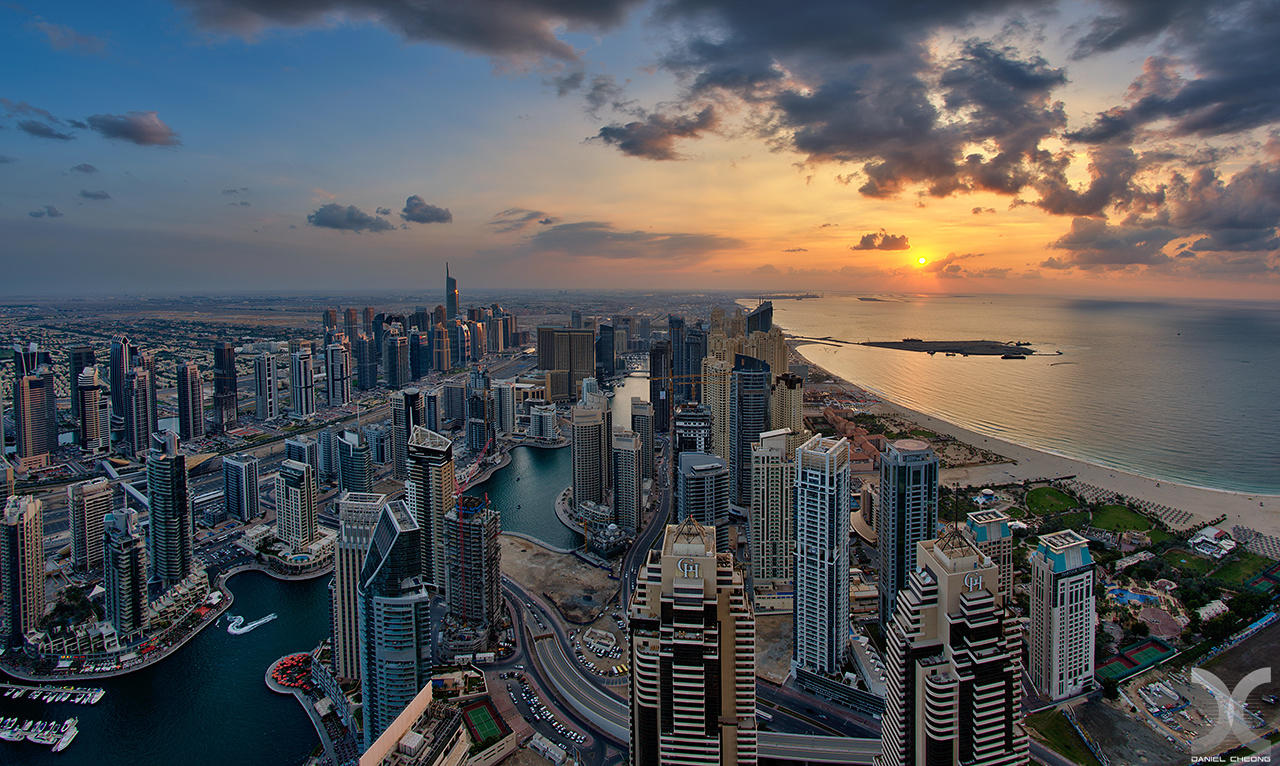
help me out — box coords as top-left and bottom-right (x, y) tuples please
(226, 613), (278, 635)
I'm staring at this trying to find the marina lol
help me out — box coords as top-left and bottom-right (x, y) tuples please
(1, 684), (104, 706)
(0, 717), (79, 752)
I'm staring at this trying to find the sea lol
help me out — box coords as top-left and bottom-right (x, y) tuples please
(757, 294), (1280, 496)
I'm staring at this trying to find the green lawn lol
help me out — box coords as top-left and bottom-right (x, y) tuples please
(1091, 504), (1152, 532)
(1006, 506), (1027, 519)
(1212, 551), (1273, 585)
(1147, 528), (1174, 545)
(1162, 548), (1214, 574)
(1025, 711), (1102, 766)
(1026, 486), (1079, 516)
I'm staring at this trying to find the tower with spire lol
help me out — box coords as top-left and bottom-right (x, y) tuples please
(445, 262), (459, 321)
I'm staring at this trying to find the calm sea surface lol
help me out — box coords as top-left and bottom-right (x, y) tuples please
(758, 294), (1280, 495)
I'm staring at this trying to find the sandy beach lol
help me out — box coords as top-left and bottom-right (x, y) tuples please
(792, 342), (1280, 541)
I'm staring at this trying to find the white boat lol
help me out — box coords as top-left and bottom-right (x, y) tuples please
(226, 613), (278, 635)
(52, 719), (78, 752)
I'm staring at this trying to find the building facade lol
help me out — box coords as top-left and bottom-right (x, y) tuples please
(1029, 529), (1096, 701)
(792, 435), (851, 676)
(876, 439), (940, 629)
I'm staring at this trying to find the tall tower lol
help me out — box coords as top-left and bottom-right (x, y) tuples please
(390, 388), (425, 481)
(76, 367), (110, 455)
(571, 404), (607, 510)
(770, 373), (808, 452)
(290, 351), (315, 418)
(222, 454), (260, 523)
(67, 344), (96, 421)
(337, 430), (373, 495)
(630, 398), (655, 481)
(14, 365), (56, 469)
(629, 518), (757, 766)
(68, 477), (113, 572)
(749, 428), (795, 584)
(648, 340), (672, 433)
(103, 509), (148, 637)
(701, 356), (732, 464)
(964, 509), (1014, 601)
(212, 341), (238, 432)
(332, 491), (387, 681)
(325, 342), (352, 407)
(176, 360), (204, 441)
(876, 439), (940, 629)
(675, 452), (730, 551)
(285, 436), (319, 476)
(612, 429), (642, 533)
(1029, 529), (1096, 701)
(277, 459), (318, 549)
(1, 495), (45, 648)
(109, 334), (133, 423)
(444, 495), (502, 633)
(123, 365), (155, 457)
(876, 533), (1028, 766)
(729, 355), (770, 507)
(793, 435), (851, 677)
(254, 352), (278, 420)
(406, 427), (456, 589)
(147, 431), (192, 593)
(359, 500), (434, 748)
(445, 262), (459, 321)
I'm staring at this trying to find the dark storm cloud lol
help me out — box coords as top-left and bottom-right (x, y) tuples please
(1068, 0), (1212, 59)
(28, 205), (63, 218)
(1045, 217), (1176, 269)
(594, 107), (717, 161)
(400, 195), (452, 224)
(71, 163), (98, 173)
(519, 220), (742, 260)
(79, 189), (110, 200)
(18, 120), (75, 141)
(1034, 146), (1140, 217)
(307, 203), (394, 232)
(86, 112), (180, 146)
(176, 0), (644, 62)
(31, 19), (107, 54)
(850, 231), (910, 250)
(490, 208), (557, 233)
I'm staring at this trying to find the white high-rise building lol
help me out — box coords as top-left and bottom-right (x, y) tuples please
(629, 518), (757, 766)
(1, 495), (44, 648)
(255, 352), (278, 420)
(701, 357), (732, 463)
(749, 428), (794, 584)
(876, 439), (939, 628)
(68, 477), (113, 572)
(290, 351), (315, 419)
(332, 491), (387, 681)
(876, 532), (1028, 766)
(276, 459), (317, 549)
(611, 429), (642, 533)
(793, 434), (850, 676)
(1029, 529), (1096, 701)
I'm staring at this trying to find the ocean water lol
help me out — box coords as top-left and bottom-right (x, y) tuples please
(757, 294), (1280, 495)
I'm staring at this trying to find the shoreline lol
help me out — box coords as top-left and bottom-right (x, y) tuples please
(789, 342), (1280, 539)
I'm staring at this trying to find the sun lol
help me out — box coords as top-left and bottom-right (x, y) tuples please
(917, 256), (928, 265)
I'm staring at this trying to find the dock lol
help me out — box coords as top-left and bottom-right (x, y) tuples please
(1, 683), (105, 705)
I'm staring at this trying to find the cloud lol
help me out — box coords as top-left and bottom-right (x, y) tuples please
(221, 186), (249, 194)
(1034, 146), (1141, 217)
(400, 195), (452, 223)
(594, 106), (717, 161)
(174, 0), (643, 63)
(506, 220), (743, 261)
(18, 120), (75, 141)
(70, 163), (98, 173)
(1045, 217), (1176, 269)
(782, 247), (808, 252)
(86, 112), (180, 146)
(28, 205), (63, 218)
(490, 207), (557, 233)
(307, 203), (394, 232)
(79, 189), (110, 200)
(375, 206), (392, 215)
(2, 99), (61, 123)
(228, 200), (251, 207)
(972, 206), (996, 215)
(850, 230), (910, 250)
(819, 222), (838, 228)
(31, 19), (107, 54)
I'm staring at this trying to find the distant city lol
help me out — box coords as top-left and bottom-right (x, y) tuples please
(1, 269), (1277, 766)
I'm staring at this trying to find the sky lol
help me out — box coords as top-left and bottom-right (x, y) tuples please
(1, 0), (1278, 298)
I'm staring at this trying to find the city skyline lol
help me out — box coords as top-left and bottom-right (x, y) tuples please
(3, 1), (1279, 299)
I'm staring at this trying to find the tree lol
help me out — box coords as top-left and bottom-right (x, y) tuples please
(1102, 677), (1120, 701)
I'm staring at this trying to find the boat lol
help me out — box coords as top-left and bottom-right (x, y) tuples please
(227, 612), (278, 635)
(1000, 354), (1025, 360)
(53, 720), (78, 753)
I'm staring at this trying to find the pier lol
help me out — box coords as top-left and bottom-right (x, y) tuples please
(1, 683), (104, 705)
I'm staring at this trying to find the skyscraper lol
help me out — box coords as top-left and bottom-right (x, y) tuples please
(649, 340), (672, 433)
(876, 533), (1027, 766)
(629, 518), (757, 766)
(668, 315), (687, 403)
(359, 500), (435, 748)
(67, 343), (95, 421)
(222, 454), (260, 523)
(876, 439), (940, 629)
(1, 495), (45, 648)
(444, 495), (502, 633)
(1029, 529), (1096, 701)
(769, 373), (807, 451)
(338, 430), (373, 495)
(14, 363), (56, 469)
(596, 323), (616, 379)
(344, 307), (359, 340)
(254, 352), (278, 420)
(465, 370), (495, 454)
(212, 342), (238, 432)
(390, 388), (425, 481)
(536, 326), (596, 401)
(332, 491), (387, 681)
(630, 398), (655, 481)
(123, 365), (155, 457)
(109, 334), (132, 423)
(701, 357), (732, 463)
(354, 334), (378, 390)
(406, 427), (455, 589)
(964, 509), (1014, 601)
(326, 341), (352, 407)
(147, 431), (192, 593)
(103, 509), (148, 637)
(729, 355), (770, 507)
(290, 351), (315, 418)
(285, 435), (319, 476)
(76, 367), (110, 455)
(176, 360), (204, 441)
(749, 428), (795, 584)
(445, 262), (459, 320)
(571, 404), (607, 510)
(675, 452), (730, 551)
(746, 301), (773, 334)
(68, 477), (113, 572)
(317, 427), (339, 481)
(277, 458), (318, 549)
(612, 429), (642, 533)
(673, 403), (712, 457)
(793, 434), (851, 677)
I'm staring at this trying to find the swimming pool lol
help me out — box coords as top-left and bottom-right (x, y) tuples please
(1109, 588), (1157, 605)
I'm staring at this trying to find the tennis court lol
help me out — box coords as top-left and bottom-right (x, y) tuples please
(461, 699), (510, 744)
(1096, 638), (1176, 681)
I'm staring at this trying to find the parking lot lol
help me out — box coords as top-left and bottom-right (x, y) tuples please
(499, 671), (587, 751)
